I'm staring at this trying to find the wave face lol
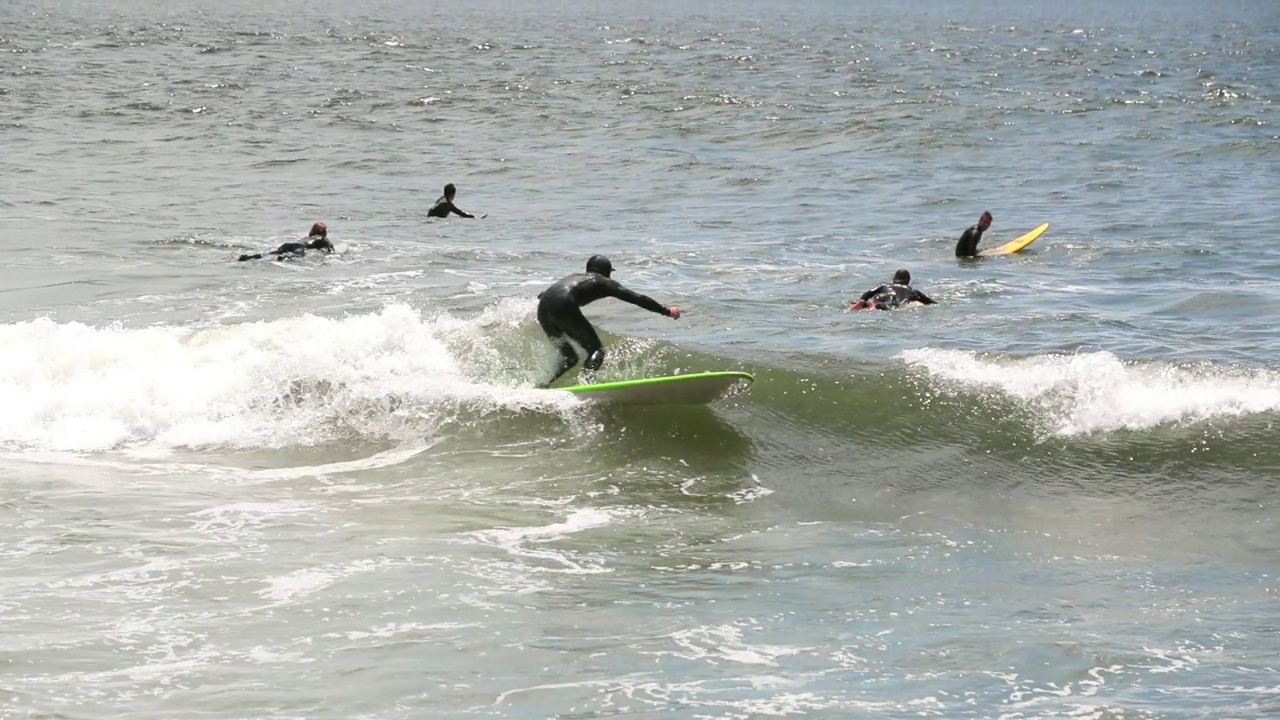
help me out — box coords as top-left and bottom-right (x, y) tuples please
(5, 307), (1275, 483)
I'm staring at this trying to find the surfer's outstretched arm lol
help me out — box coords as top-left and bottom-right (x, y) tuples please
(444, 201), (475, 218)
(607, 283), (681, 318)
(913, 290), (938, 305)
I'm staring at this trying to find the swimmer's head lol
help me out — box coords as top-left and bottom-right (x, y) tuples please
(978, 211), (993, 231)
(586, 254), (614, 278)
(443, 183), (457, 199)
(309, 222), (327, 239)
(893, 268), (911, 285)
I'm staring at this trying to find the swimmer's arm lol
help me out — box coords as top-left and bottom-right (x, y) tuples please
(913, 290), (938, 305)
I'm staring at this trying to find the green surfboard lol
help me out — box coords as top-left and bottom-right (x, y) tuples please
(560, 371), (754, 405)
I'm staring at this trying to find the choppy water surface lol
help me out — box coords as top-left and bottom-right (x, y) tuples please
(2, 0), (1278, 717)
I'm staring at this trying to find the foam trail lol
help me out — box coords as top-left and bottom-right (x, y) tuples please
(242, 442), (439, 481)
(0, 304), (574, 452)
(900, 348), (1280, 436)
(467, 508), (619, 573)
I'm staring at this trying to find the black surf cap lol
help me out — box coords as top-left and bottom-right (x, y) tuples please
(586, 254), (613, 277)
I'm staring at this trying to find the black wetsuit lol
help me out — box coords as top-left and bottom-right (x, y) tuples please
(536, 273), (672, 387)
(238, 237), (333, 262)
(427, 196), (474, 218)
(955, 224), (986, 258)
(272, 242), (310, 258)
(857, 283), (937, 310)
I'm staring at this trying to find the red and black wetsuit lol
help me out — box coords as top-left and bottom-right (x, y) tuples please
(856, 283), (937, 310)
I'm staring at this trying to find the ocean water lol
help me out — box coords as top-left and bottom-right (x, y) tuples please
(2, 0), (1278, 717)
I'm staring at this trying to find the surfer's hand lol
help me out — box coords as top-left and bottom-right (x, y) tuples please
(668, 307), (682, 319)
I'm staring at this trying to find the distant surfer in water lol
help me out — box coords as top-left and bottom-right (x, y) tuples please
(954, 211), (993, 258)
(428, 183), (484, 219)
(850, 269), (937, 311)
(536, 255), (681, 388)
(238, 222), (334, 261)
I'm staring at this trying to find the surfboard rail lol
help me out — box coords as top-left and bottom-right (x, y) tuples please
(560, 371), (754, 405)
(978, 222), (1050, 257)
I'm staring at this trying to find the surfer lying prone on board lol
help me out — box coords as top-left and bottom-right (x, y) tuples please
(238, 222), (334, 261)
(536, 254), (681, 388)
(850, 269), (937, 311)
(955, 211), (993, 258)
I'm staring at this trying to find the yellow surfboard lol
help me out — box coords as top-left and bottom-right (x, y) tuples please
(978, 222), (1050, 257)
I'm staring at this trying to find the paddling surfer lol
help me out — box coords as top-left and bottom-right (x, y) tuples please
(428, 183), (484, 219)
(955, 211), (993, 258)
(850, 269), (937, 311)
(238, 222), (334, 261)
(536, 255), (681, 388)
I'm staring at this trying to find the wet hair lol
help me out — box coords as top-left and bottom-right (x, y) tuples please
(309, 222), (327, 238)
(444, 183), (457, 197)
(586, 254), (614, 277)
(893, 268), (911, 285)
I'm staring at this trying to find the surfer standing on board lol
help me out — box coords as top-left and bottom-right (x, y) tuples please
(428, 183), (484, 219)
(238, 222), (334, 261)
(850, 269), (937, 311)
(536, 255), (681, 388)
(955, 211), (993, 258)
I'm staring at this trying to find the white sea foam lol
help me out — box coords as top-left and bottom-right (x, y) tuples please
(900, 348), (1280, 436)
(0, 303), (575, 452)
(467, 507), (620, 574)
(668, 623), (808, 667)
